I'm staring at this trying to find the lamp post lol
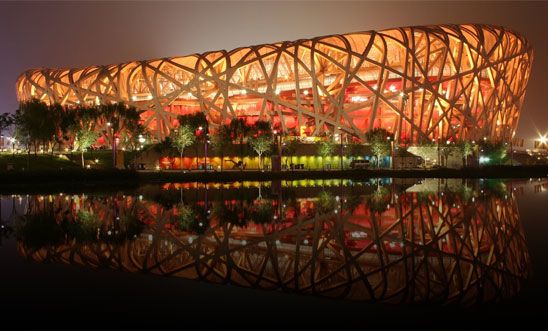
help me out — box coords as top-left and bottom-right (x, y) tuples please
(387, 135), (394, 169)
(114, 137), (119, 168)
(337, 127), (343, 170)
(204, 134), (210, 173)
(107, 122), (115, 168)
(436, 138), (440, 166)
(10, 137), (16, 155)
(273, 130), (282, 171)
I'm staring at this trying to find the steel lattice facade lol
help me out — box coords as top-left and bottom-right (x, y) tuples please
(16, 24), (533, 142)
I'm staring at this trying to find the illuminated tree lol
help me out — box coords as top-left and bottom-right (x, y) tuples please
(478, 140), (508, 165)
(455, 140), (475, 167)
(365, 128), (392, 168)
(178, 112), (208, 169)
(74, 128), (98, 168)
(248, 135), (272, 170)
(170, 125), (195, 170)
(318, 139), (335, 170)
(248, 120), (273, 170)
(439, 144), (455, 167)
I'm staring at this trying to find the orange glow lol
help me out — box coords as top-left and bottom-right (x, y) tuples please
(16, 24), (533, 144)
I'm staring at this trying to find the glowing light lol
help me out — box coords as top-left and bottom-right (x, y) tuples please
(389, 85), (397, 92)
(303, 90), (309, 95)
(350, 96), (368, 103)
(539, 134), (548, 145)
(479, 156), (491, 164)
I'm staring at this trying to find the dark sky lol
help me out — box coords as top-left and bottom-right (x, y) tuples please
(0, 0), (546, 146)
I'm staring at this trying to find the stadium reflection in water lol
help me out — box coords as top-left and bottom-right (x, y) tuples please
(13, 178), (530, 305)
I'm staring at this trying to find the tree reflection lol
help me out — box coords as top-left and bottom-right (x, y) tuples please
(15, 181), (531, 305)
(15, 195), (146, 248)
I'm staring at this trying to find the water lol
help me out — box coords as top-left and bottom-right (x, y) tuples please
(1, 178), (547, 329)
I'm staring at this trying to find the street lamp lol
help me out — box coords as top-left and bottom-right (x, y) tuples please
(106, 122), (116, 168)
(387, 135), (394, 169)
(204, 135), (210, 172)
(273, 130), (282, 171)
(336, 127), (344, 170)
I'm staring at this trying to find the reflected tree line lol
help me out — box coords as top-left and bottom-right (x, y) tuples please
(4, 179), (531, 305)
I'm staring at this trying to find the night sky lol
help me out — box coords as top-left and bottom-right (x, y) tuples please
(0, 1), (546, 147)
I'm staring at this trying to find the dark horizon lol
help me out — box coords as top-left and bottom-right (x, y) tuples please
(1, 0), (546, 147)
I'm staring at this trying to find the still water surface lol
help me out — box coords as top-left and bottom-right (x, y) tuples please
(1, 178), (547, 329)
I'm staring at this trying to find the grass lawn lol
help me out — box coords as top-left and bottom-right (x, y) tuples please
(0, 153), (80, 171)
(0, 150), (142, 171)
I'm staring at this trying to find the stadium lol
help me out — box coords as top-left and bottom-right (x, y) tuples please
(16, 24), (533, 145)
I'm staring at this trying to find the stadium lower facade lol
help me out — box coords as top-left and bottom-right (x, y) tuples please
(16, 24), (533, 143)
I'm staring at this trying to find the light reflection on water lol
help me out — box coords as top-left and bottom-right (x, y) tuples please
(0, 178), (538, 305)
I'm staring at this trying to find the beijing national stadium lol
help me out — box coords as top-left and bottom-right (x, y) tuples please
(16, 24), (533, 146)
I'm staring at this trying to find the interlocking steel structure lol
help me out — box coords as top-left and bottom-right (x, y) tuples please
(18, 183), (529, 304)
(16, 24), (533, 142)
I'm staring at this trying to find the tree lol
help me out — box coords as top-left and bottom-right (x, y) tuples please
(49, 103), (77, 153)
(229, 118), (251, 168)
(248, 134), (273, 170)
(178, 112), (208, 169)
(171, 125), (195, 170)
(344, 141), (362, 160)
(98, 102), (142, 149)
(74, 128), (99, 168)
(478, 140), (508, 165)
(15, 99), (56, 154)
(455, 140), (475, 167)
(364, 128), (392, 168)
(211, 124), (231, 171)
(317, 139), (335, 170)
(120, 124), (149, 151)
(282, 138), (299, 170)
(248, 120), (273, 170)
(439, 144), (455, 167)
(0, 113), (15, 147)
